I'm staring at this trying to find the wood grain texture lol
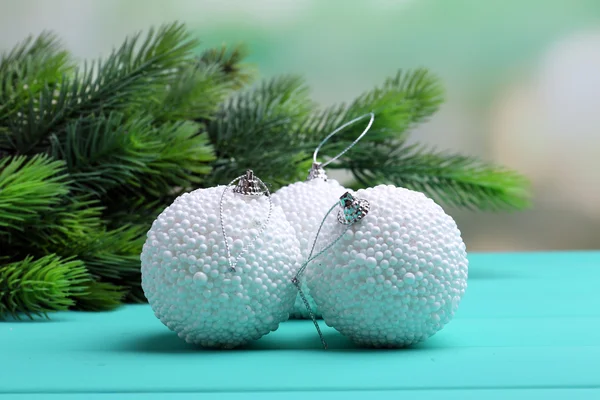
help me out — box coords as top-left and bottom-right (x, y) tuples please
(1, 251), (599, 399)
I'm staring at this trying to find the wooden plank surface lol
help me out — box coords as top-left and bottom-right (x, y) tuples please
(1, 251), (599, 399)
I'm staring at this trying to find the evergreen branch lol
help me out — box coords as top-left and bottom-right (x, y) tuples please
(293, 69), (529, 210)
(0, 31), (71, 106)
(73, 280), (126, 311)
(199, 44), (255, 89)
(6, 200), (144, 290)
(302, 69), (444, 145)
(206, 75), (315, 186)
(49, 113), (214, 197)
(126, 285), (148, 304)
(0, 154), (70, 231)
(0, 254), (89, 319)
(4, 196), (146, 301)
(71, 224), (146, 281)
(0, 32), (72, 150)
(127, 120), (215, 197)
(149, 61), (233, 123)
(6, 22), (199, 154)
(102, 195), (165, 230)
(49, 113), (156, 196)
(4, 195), (103, 265)
(0, 31), (69, 74)
(346, 144), (531, 210)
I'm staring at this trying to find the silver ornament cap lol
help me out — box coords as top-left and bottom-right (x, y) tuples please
(337, 192), (370, 225)
(306, 162), (328, 181)
(232, 170), (267, 197)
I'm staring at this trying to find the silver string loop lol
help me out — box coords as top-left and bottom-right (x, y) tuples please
(312, 112), (375, 169)
(219, 170), (273, 273)
(293, 192), (370, 349)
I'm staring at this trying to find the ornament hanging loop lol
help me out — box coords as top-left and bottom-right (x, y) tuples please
(219, 170), (273, 273)
(310, 112), (375, 178)
(293, 191), (370, 350)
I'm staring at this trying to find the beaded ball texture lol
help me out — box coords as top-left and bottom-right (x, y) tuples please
(305, 184), (469, 348)
(272, 178), (348, 319)
(140, 186), (302, 349)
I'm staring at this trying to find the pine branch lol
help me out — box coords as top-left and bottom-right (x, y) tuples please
(149, 44), (255, 124)
(206, 75), (315, 186)
(7, 195), (103, 253)
(0, 31), (70, 74)
(346, 144), (531, 210)
(102, 195), (165, 230)
(5, 199), (146, 299)
(302, 69), (444, 145)
(5, 194), (142, 280)
(149, 62), (233, 123)
(49, 113), (158, 196)
(73, 281), (126, 311)
(69, 224), (147, 304)
(126, 285), (148, 304)
(5, 22), (199, 154)
(0, 254), (89, 319)
(49, 113), (214, 198)
(120, 119), (214, 197)
(296, 69), (529, 210)
(0, 154), (70, 231)
(0, 31), (72, 125)
(70, 224), (146, 282)
(199, 44), (255, 90)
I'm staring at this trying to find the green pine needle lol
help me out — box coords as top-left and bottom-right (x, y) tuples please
(0, 254), (89, 320)
(206, 75), (315, 186)
(7, 195), (104, 257)
(0, 154), (70, 231)
(149, 62), (231, 122)
(123, 119), (215, 197)
(49, 112), (215, 198)
(73, 280), (126, 311)
(199, 44), (255, 89)
(304, 68), (444, 141)
(0, 31), (73, 126)
(346, 144), (532, 210)
(5, 22), (199, 154)
(149, 44), (255, 123)
(71, 224), (146, 282)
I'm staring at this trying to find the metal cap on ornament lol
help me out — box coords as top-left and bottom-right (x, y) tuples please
(306, 162), (328, 181)
(232, 170), (267, 197)
(337, 192), (370, 225)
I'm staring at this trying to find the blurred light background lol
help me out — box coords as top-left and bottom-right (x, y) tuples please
(1, 0), (599, 251)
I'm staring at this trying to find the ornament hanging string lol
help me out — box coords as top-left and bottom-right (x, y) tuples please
(219, 170), (273, 273)
(312, 112), (375, 169)
(293, 192), (370, 350)
(296, 113), (375, 348)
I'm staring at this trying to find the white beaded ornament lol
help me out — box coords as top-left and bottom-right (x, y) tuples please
(272, 173), (347, 318)
(141, 171), (302, 349)
(305, 184), (469, 348)
(272, 113), (374, 319)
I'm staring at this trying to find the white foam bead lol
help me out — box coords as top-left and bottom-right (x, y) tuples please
(305, 184), (469, 348)
(272, 178), (348, 318)
(141, 186), (302, 349)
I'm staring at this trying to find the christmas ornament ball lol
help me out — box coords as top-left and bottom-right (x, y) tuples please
(272, 173), (348, 318)
(305, 184), (468, 348)
(140, 185), (302, 349)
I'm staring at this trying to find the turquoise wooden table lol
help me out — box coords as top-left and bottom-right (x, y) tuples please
(1, 251), (599, 399)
